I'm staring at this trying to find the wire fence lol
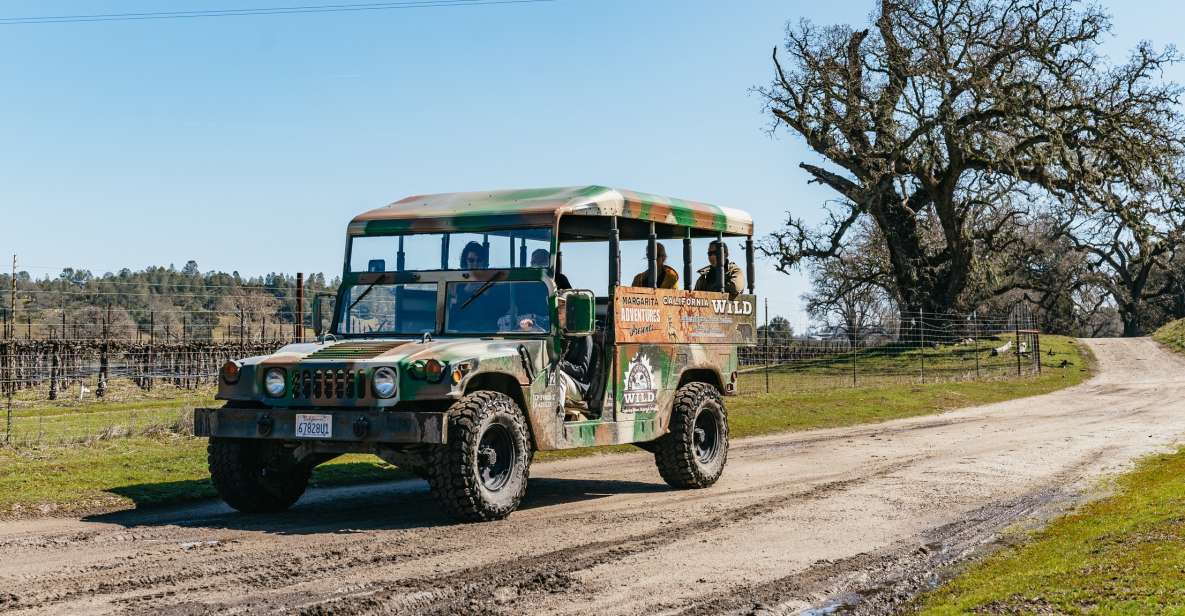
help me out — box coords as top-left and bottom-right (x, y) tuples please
(736, 306), (1043, 396)
(0, 295), (1046, 447)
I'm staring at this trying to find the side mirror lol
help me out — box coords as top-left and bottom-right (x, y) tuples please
(311, 293), (336, 337)
(557, 289), (595, 337)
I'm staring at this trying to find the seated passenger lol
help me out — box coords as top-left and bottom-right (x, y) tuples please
(694, 240), (745, 298)
(630, 242), (678, 289)
(556, 334), (593, 420)
(530, 248), (571, 290)
(460, 241), (487, 270)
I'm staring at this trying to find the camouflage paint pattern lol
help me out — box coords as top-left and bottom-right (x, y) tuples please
(202, 186), (755, 453)
(348, 186), (754, 237)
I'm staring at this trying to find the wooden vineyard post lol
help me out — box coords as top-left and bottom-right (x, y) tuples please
(7, 254), (16, 442)
(97, 302), (110, 398)
(296, 272), (304, 343)
(48, 341), (58, 401)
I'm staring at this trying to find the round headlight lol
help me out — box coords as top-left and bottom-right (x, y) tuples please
(221, 361), (240, 384)
(264, 368), (287, 398)
(372, 367), (397, 399)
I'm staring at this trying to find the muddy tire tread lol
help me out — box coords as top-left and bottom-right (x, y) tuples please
(427, 390), (531, 522)
(654, 381), (728, 489)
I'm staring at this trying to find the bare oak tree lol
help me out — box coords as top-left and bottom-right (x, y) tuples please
(1059, 171), (1185, 336)
(802, 225), (896, 345)
(758, 0), (1180, 330)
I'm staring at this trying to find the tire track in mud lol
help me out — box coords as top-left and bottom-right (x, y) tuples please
(2, 529), (471, 614)
(4, 471), (826, 615)
(274, 458), (928, 616)
(665, 448), (1117, 616)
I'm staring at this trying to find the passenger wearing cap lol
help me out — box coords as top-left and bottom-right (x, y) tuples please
(694, 240), (744, 298)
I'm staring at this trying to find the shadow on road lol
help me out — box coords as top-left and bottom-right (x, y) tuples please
(84, 475), (668, 534)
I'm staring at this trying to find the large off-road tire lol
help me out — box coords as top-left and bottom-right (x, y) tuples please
(427, 391), (532, 522)
(654, 382), (729, 489)
(207, 437), (312, 513)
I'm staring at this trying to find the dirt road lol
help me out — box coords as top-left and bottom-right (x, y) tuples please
(1, 337), (1182, 615)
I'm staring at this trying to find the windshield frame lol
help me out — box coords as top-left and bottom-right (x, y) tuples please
(345, 227), (555, 275)
(331, 269), (556, 339)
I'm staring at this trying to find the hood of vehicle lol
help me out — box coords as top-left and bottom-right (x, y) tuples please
(257, 337), (541, 367)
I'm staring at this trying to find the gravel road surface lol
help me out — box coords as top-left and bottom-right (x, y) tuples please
(1, 337), (1182, 615)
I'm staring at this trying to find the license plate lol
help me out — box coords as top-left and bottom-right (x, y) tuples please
(294, 414), (332, 439)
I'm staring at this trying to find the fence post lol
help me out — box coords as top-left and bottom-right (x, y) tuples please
(1034, 310), (1042, 375)
(1014, 307), (1022, 377)
(919, 309), (926, 384)
(851, 334), (857, 387)
(973, 310), (980, 380)
(763, 298), (770, 394)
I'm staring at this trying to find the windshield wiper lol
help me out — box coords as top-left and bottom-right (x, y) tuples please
(459, 271), (507, 310)
(346, 278), (383, 312)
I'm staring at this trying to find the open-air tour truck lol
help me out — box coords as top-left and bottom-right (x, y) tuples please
(195, 186), (757, 521)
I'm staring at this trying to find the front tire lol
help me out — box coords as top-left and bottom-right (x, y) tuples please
(207, 438), (312, 513)
(427, 391), (532, 522)
(654, 382), (728, 489)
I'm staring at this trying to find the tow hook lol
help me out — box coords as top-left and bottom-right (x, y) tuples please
(353, 416), (370, 438)
(256, 413), (274, 436)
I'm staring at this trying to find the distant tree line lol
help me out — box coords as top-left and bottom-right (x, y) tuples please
(0, 260), (338, 341)
(761, 0), (1185, 337)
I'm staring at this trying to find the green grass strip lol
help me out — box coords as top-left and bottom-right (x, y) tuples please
(916, 447), (1185, 614)
(1153, 319), (1185, 355)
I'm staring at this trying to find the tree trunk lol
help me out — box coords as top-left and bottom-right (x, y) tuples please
(1118, 303), (1144, 337)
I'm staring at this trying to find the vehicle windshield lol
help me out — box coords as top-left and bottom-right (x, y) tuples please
(337, 283), (437, 336)
(350, 229), (552, 272)
(445, 281), (551, 334)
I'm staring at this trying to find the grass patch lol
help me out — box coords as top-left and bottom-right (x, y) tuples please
(1153, 319), (1185, 355)
(915, 447), (1185, 615)
(0, 437), (404, 516)
(0, 335), (1090, 517)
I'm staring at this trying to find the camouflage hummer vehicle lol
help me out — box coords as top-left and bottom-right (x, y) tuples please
(196, 186), (756, 521)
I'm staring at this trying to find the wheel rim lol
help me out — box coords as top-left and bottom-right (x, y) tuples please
(477, 423), (516, 491)
(692, 406), (721, 465)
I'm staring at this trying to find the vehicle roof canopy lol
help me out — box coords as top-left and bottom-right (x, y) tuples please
(348, 186), (753, 240)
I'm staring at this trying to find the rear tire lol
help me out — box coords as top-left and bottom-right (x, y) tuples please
(654, 382), (728, 489)
(207, 438), (312, 513)
(427, 391), (532, 522)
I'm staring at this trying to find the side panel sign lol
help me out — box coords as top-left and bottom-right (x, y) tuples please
(615, 288), (757, 344)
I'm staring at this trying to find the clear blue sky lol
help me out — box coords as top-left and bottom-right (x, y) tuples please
(1, 0), (1180, 330)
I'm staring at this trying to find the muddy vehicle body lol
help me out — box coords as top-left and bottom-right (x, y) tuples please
(196, 186), (757, 521)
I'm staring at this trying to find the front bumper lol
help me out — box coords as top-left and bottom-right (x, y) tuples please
(194, 406), (446, 444)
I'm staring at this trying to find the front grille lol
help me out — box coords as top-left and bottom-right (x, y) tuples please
(291, 368), (367, 401)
